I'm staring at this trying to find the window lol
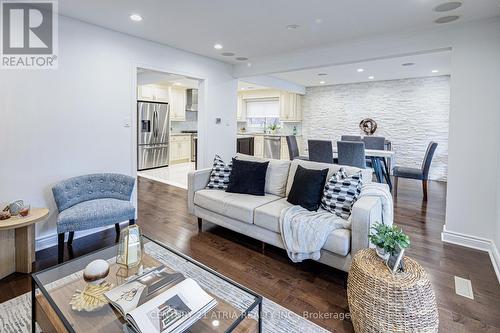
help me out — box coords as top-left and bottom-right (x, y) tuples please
(245, 98), (280, 131)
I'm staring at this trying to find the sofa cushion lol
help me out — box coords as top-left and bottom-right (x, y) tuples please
(254, 198), (293, 233)
(286, 159), (371, 196)
(321, 171), (363, 220)
(194, 189), (281, 224)
(57, 198), (135, 234)
(226, 158), (269, 196)
(206, 155), (232, 190)
(287, 165), (329, 211)
(235, 153), (290, 197)
(254, 199), (351, 256)
(323, 229), (351, 256)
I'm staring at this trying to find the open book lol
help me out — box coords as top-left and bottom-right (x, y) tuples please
(105, 267), (217, 333)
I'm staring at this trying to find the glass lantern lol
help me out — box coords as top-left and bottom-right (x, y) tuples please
(116, 225), (144, 268)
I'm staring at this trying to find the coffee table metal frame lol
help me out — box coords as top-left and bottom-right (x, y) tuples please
(31, 235), (263, 333)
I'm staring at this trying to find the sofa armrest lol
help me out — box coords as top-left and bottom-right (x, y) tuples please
(187, 168), (212, 214)
(351, 195), (382, 255)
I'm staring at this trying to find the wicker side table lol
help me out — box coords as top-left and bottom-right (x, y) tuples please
(347, 249), (438, 333)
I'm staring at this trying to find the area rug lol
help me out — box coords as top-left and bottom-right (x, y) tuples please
(0, 241), (331, 333)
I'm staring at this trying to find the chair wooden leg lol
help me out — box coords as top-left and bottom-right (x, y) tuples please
(197, 218), (202, 232)
(67, 231), (75, 245)
(115, 223), (121, 242)
(261, 242), (266, 254)
(422, 180), (428, 201)
(58, 233), (65, 264)
(129, 219), (135, 225)
(394, 176), (399, 197)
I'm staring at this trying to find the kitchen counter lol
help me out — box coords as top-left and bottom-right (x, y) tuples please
(170, 133), (194, 136)
(237, 133), (301, 137)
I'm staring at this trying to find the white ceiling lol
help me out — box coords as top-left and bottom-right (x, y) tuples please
(273, 51), (451, 87)
(59, 0), (500, 64)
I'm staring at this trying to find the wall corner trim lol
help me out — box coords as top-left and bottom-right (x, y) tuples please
(441, 225), (500, 284)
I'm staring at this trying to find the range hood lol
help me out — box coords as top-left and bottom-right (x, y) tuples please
(186, 89), (198, 112)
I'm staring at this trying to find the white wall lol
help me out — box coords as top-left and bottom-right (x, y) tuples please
(301, 76), (450, 180)
(443, 19), (500, 278)
(0, 16), (237, 247)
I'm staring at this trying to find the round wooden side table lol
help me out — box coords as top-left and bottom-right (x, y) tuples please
(347, 249), (439, 333)
(0, 208), (49, 279)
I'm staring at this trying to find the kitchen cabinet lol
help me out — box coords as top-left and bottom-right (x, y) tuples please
(237, 137), (254, 155)
(253, 135), (264, 158)
(169, 87), (187, 121)
(137, 84), (169, 103)
(170, 135), (191, 164)
(280, 137), (290, 161)
(279, 92), (302, 122)
(237, 95), (246, 122)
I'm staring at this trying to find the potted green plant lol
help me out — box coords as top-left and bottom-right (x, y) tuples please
(369, 223), (410, 260)
(268, 122), (281, 134)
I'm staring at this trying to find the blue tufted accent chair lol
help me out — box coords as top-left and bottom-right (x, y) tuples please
(52, 173), (136, 263)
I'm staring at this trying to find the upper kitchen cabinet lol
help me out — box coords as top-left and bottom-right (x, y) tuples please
(279, 92), (303, 122)
(237, 95), (246, 122)
(137, 84), (169, 103)
(169, 86), (187, 121)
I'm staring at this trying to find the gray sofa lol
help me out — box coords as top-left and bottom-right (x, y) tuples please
(188, 154), (383, 272)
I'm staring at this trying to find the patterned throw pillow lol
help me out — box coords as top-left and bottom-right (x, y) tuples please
(321, 168), (363, 220)
(206, 155), (232, 190)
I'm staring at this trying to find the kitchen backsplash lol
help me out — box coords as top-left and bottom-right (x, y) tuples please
(237, 121), (302, 135)
(171, 110), (197, 132)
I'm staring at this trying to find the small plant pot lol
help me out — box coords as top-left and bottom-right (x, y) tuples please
(375, 246), (390, 260)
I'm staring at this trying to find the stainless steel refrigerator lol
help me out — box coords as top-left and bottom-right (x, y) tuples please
(137, 101), (170, 170)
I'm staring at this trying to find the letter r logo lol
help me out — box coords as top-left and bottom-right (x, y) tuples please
(2, 2), (53, 54)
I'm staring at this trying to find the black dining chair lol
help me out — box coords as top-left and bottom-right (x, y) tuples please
(393, 141), (438, 201)
(308, 140), (334, 163)
(341, 135), (362, 141)
(286, 136), (308, 160)
(337, 141), (366, 168)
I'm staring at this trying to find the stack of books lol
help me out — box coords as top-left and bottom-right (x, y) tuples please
(105, 266), (217, 333)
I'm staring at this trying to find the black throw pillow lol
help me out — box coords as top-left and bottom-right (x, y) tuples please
(287, 165), (329, 211)
(226, 158), (269, 196)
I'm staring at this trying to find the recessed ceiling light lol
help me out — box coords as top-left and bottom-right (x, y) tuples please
(247, 62), (252, 67)
(221, 52), (235, 56)
(319, 81), (326, 84)
(357, 68), (364, 73)
(315, 18), (323, 24)
(286, 24), (300, 30)
(431, 69), (439, 73)
(368, 76), (375, 80)
(240, 87), (245, 90)
(435, 15), (460, 23)
(213, 43), (223, 50)
(173, 82), (182, 86)
(434, 2), (462, 12)
(317, 73), (328, 76)
(236, 57), (248, 61)
(402, 62), (415, 66)
(129, 14), (143, 22)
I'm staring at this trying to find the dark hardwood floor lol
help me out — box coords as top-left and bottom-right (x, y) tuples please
(1, 177), (499, 332)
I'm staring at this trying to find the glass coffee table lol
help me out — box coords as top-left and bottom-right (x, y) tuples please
(31, 236), (262, 333)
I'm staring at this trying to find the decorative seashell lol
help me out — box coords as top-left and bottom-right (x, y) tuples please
(83, 259), (110, 285)
(70, 282), (113, 312)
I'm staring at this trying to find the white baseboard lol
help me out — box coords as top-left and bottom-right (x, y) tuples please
(35, 224), (116, 251)
(442, 226), (500, 284)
